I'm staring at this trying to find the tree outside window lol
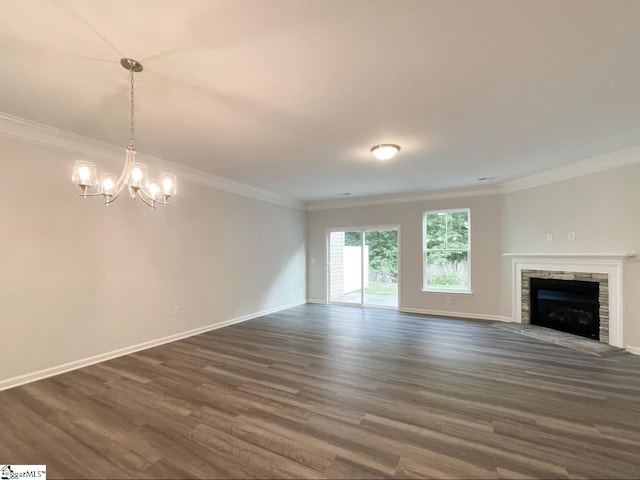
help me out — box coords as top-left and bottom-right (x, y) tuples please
(423, 209), (470, 291)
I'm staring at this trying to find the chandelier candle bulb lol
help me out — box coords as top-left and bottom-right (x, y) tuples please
(99, 173), (116, 193)
(72, 161), (97, 186)
(160, 173), (177, 198)
(149, 181), (160, 198)
(99, 173), (118, 204)
(72, 161), (98, 196)
(128, 163), (148, 194)
(148, 180), (161, 207)
(79, 167), (89, 181)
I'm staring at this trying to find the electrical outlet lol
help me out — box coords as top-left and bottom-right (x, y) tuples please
(568, 232), (576, 241)
(173, 305), (181, 316)
(310, 258), (316, 264)
(546, 233), (553, 242)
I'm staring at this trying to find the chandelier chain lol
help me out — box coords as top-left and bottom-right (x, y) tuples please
(129, 66), (135, 149)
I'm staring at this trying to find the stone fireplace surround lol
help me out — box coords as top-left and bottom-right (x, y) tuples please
(504, 254), (634, 348)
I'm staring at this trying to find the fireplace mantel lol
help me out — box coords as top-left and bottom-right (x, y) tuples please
(504, 253), (635, 348)
(503, 253), (636, 260)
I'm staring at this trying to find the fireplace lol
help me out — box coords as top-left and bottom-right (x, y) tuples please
(506, 254), (632, 348)
(530, 278), (599, 340)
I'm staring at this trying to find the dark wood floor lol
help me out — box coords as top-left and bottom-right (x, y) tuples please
(2, 304), (640, 479)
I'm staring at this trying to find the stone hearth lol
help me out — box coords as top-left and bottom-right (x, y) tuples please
(493, 322), (626, 357)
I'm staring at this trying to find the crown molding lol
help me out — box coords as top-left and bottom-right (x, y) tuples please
(502, 253), (636, 260)
(307, 185), (502, 211)
(0, 113), (306, 210)
(499, 145), (640, 194)
(307, 145), (640, 211)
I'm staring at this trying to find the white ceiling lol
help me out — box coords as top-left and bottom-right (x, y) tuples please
(1, 0), (639, 202)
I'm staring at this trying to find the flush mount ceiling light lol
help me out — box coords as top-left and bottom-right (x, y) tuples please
(72, 58), (177, 208)
(370, 144), (401, 161)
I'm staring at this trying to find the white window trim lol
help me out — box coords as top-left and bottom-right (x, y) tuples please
(422, 208), (472, 294)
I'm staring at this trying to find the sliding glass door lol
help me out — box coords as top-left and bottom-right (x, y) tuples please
(328, 227), (399, 308)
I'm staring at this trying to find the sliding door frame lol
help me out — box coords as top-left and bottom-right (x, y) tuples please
(325, 224), (401, 309)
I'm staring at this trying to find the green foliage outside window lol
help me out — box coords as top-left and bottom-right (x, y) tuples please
(345, 231), (360, 246)
(366, 230), (398, 282)
(424, 210), (470, 290)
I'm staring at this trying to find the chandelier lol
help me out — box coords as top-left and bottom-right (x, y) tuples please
(72, 58), (177, 208)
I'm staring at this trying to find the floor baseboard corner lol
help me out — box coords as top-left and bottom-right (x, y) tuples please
(0, 300), (303, 392)
(625, 345), (640, 356)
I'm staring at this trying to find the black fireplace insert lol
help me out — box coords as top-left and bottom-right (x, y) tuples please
(530, 278), (600, 340)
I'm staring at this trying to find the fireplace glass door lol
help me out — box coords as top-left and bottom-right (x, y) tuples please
(530, 278), (599, 340)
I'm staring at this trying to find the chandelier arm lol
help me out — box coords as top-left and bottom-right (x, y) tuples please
(110, 174), (128, 198)
(117, 148), (135, 187)
(137, 189), (156, 209)
(104, 187), (125, 205)
(78, 192), (104, 197)
(116, 168), (128, 190)
(138, 187), (170, 207)
(94, 147), (133, 204)
(114, 147), (136, 199)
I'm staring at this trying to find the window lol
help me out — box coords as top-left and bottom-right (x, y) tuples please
(423, 209), (470, 292)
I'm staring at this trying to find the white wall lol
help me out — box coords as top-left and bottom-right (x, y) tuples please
(501, 163), (640, 351)
(0, 135), (306, 386)
(307, 194), (507, 320)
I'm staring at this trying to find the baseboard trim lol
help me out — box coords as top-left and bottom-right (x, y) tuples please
(625, 345), (640, 356)
(306, 298), (327, 304)
(0, 301), (304, 392)
(399, 307), (511, 323)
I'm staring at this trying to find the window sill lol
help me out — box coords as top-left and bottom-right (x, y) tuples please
(422, 288), (473, 295)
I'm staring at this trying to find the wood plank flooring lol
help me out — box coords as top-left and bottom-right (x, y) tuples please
(2, 304), (640, 479)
